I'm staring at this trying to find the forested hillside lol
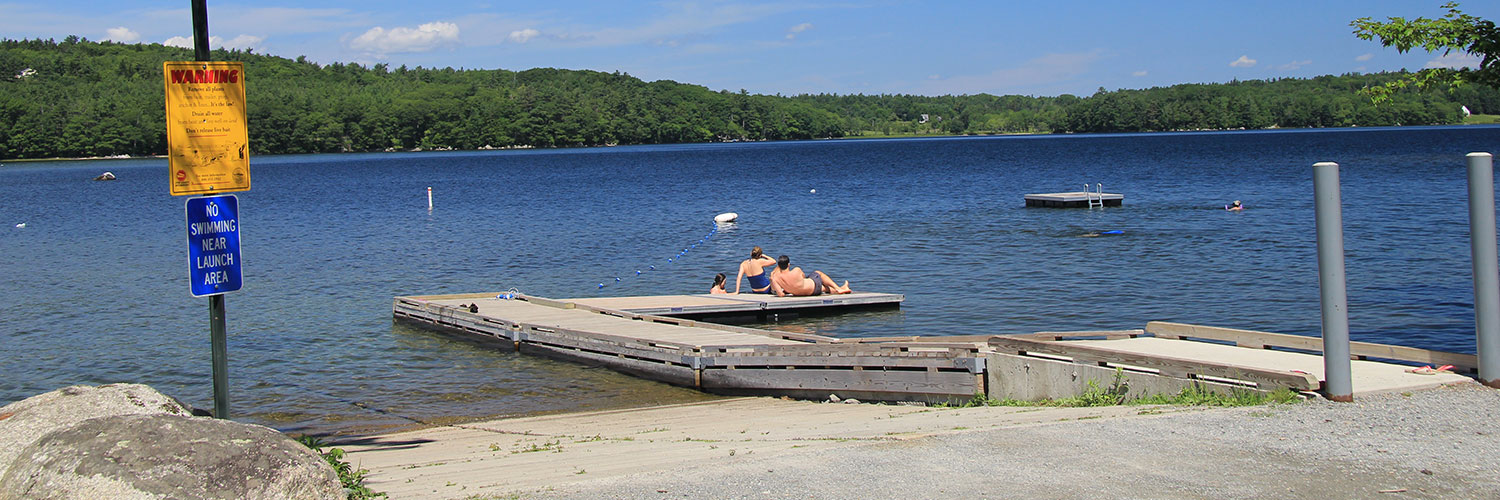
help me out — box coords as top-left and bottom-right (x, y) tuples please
(3, 37), (1498, 159)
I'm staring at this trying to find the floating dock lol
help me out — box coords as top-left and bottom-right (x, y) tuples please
(393, 293), (1475, 402)
(1024, 191), (1124, 207)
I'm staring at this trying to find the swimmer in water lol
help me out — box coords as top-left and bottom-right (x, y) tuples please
(1226, 200), (1244, 212)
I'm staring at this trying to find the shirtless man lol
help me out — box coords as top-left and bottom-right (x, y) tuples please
(769, 255), (852, 297)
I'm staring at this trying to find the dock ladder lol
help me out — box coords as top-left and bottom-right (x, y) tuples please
(1085, 183), (1104, 209)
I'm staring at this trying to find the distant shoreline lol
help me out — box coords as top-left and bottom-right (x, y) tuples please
(2, 154), (166, 164)
(5, 120), (1497, 164)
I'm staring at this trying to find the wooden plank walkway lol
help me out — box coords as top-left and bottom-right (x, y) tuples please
(394, 292), (987, 402)
(568, 291), (904, 319)
(393, 293), (1476, 402)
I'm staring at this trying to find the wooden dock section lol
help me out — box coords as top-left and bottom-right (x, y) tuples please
(568, 291), (903, 321)
(392, 292), (990, 402)
(1024, 191), (1124, 207)
(393, 293), (1476, 403)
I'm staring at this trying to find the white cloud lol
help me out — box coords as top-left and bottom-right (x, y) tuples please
(104, 26), (139, 43)
(508, 28), (540, 43)
(1229, 55), (1257, 68)
(349, 21), (460, 56)
(1132, 70), (1147, 77)
(1355, 53), (1373, 62)
(162, 34), (263, 51)
(1426, 52), (1481, 69)
(1277, 60), (1311, 71)
(786, 22), (813, 40)
(221, 35), (265, 50)
(921, 50), (1102, 95)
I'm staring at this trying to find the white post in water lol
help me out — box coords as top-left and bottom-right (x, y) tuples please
(1466, 152), (1500, 388)
(1313, 161), (1354, 402)
(427, 186), (433, 210)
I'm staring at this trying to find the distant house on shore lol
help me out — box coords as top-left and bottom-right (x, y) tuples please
(1462, 105), (1472, 117)
(15, 68), (36, 79)
(919, 114), (929, 124)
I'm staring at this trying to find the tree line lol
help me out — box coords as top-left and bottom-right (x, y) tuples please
(2, 37), (1497, 160)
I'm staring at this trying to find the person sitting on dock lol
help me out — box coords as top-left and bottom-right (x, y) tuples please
(1226, 200), (1244, 212)
(734, 246), (778, 294)
(710, 273), (729, 294)
(769, 255), (852, 296)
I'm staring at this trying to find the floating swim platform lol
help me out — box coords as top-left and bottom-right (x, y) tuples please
(1024, 191), (1124, 207)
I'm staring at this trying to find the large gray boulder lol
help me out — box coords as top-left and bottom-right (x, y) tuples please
(0, 384), (341, 500)
(0, 384), (193, 478)
(0, 414), (340, 500)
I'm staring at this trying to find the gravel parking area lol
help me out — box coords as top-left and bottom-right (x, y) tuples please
(529, 384), (1500, 500)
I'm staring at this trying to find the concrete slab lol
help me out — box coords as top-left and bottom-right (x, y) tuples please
(1070, 337), (1471, 395)
(340, 397), (1184, 500)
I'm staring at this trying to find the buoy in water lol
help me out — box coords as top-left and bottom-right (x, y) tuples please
(714, 212), (738, 223)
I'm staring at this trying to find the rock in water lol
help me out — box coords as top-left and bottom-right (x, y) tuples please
(0, 414), (341, 500)
(0, 384), (192, 478)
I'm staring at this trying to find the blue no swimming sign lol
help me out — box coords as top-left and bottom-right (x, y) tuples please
(186, 195), (243, 297)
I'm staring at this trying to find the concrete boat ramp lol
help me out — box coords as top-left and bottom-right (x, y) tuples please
(393, 292), (1476, 402)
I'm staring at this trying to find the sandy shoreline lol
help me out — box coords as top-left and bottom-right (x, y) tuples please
(340, 382), (1497, 499)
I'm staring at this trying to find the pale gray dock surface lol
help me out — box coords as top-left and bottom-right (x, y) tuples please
(567, 291), (904, 317)
(1024, 191), (1124, 207)
(393, 293), (1473, 403)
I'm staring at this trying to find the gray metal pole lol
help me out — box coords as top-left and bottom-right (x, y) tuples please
(1467, 152), (1500, 388)
(1313, 162), (1354, 401)
(192, 0), (228, 418)
(191, 0), (210, 62)
(210, 294), (229, 419)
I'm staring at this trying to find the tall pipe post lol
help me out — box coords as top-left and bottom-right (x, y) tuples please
(191, 0), (210, 62)
(191, 0), (229, 418)
(1313, 161), (1354, 401)
(1466, 152), (1500, 388)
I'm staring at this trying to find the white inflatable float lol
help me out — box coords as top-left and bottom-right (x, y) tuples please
(714, 212), (738, 223)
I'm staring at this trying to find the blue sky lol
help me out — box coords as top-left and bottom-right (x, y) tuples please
(3, 1), (1496, 97)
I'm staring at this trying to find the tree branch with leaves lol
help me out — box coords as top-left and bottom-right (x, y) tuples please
(1351, 2), (1499, 103)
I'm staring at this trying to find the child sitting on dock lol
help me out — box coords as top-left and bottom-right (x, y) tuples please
(710, 273), (729, 294)
(770, 255), (852, 297)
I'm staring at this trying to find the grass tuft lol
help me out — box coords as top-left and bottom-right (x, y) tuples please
(296, 435), (386, 499)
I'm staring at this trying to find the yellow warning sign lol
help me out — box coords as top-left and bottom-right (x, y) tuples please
(164, 61), (251, 195)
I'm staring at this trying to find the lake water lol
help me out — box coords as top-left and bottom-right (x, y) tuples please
(3, 125), (1499, 436)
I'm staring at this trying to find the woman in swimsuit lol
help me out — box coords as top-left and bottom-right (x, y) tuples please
(734, 246), (778, 294)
